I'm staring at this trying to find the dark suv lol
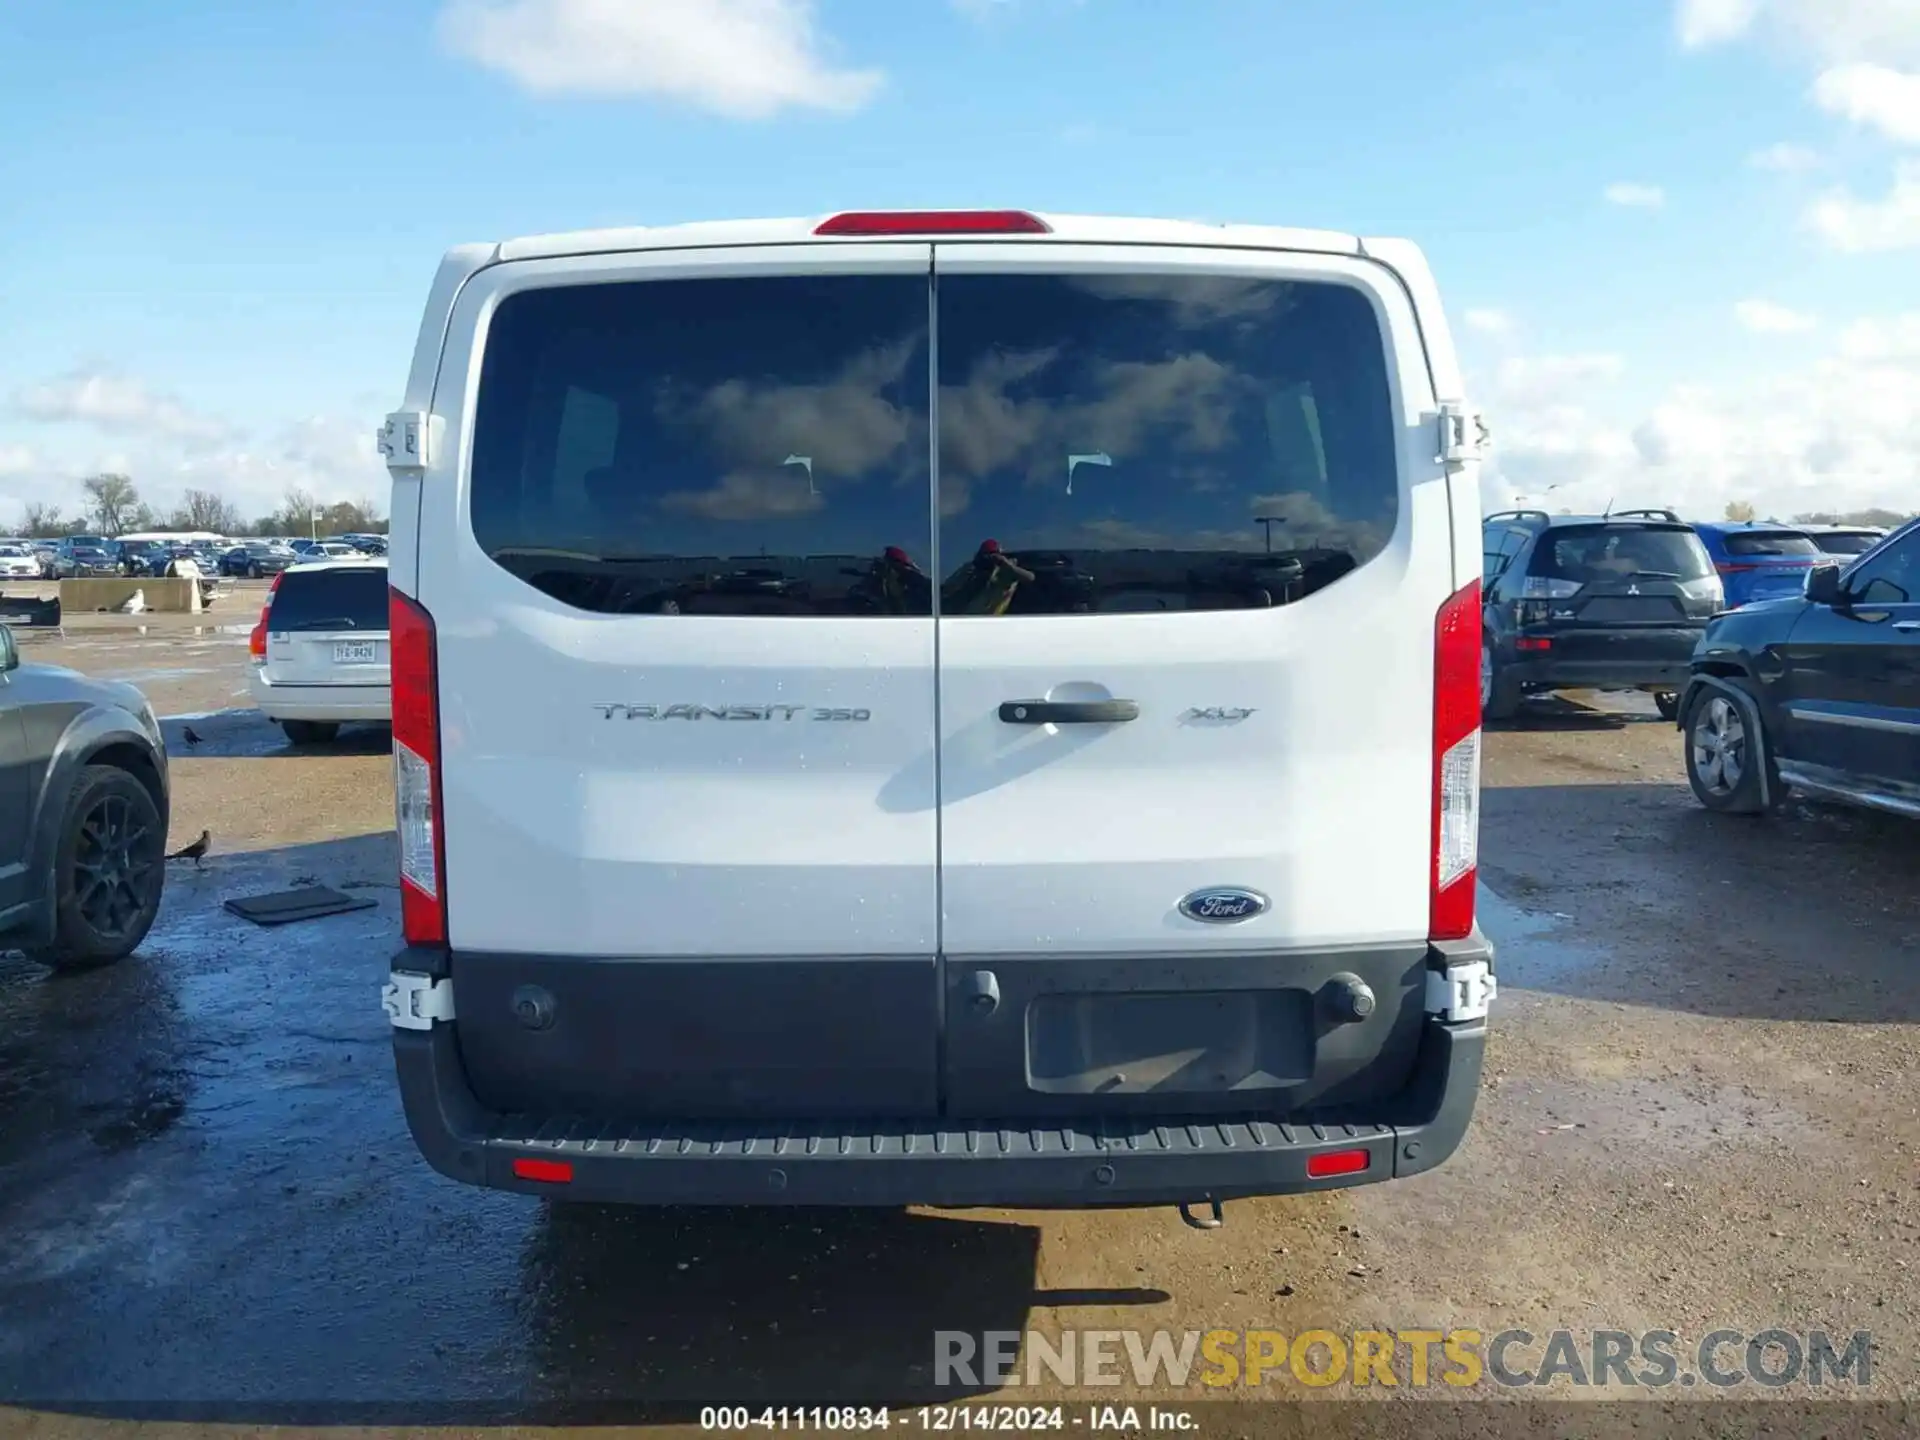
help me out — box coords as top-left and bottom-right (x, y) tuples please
(1680, 517), (1919, 819)
(1481, 509), (1723, 721)
(0, 624), (171, 967)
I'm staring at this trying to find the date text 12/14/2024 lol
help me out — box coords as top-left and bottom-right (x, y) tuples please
(700, 1406), (1199, 1432)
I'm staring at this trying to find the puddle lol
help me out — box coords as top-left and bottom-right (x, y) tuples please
(1478, 883), (1613, 989)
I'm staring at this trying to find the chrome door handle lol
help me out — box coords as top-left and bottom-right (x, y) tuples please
(1894, 620), (1920, 632)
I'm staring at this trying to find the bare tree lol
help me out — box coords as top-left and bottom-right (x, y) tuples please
(20, 500), (64, 538)
(279, 487), (319, 539)
(81, 473), (143, 536)
(1723, 499), (1757, 523)
(168, 488), (246, 535)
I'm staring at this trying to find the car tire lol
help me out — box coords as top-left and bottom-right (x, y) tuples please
(1654, 691), (1680, 722)
(1683, 689), (1779, 815)
(24, 764), (167, 971)
(281, 720), (340, 745)
(1480, 639), (1522, 722)
(247, 562), (261, 579)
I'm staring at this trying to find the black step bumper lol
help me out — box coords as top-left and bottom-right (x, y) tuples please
(389, 939), (1491, 1209)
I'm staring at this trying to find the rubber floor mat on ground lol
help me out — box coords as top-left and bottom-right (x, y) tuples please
(223, 886), (377, 926)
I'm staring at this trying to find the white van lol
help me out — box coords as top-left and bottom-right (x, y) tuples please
(379, 210), (1494, 1219)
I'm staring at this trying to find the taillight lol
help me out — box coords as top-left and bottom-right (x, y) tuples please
(389, 586), (446, 946)
(1431, 580), (1482, 941)
(247, 572), (282, 663)
(813, 209), (1050, 236)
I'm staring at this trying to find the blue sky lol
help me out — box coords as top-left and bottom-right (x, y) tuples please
(2, 0), (1916, 527)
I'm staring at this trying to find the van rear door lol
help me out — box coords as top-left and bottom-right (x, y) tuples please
(928, 246), (1454, 1120)
(426, 246), (943, 1119)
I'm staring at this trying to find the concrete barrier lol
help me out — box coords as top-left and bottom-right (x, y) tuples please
(60, 577), (203, 613)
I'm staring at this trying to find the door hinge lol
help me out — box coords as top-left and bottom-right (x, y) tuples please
(1426, 960), (1496, 1023)
(1436, 402), (1489, 468)
(382, 972), (456, 1031)
(377, 410), (439, 478)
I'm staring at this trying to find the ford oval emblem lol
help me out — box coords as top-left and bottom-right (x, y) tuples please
(1178, 887), (1270, 924)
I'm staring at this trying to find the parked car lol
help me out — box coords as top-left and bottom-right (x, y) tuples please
(31, 542), (60, 578)
(0, 622), (171, 967)
(375, 208), (1497, 1214)
(52, 539), (119, 578)
(303, 540), (365, 562)
(1680, 517), (1920, 819)
(1690, 520), (1827, 609)
(115, 539), (171, 577)
(287, 538), (322, 558)
(221, 541), (297, 579)
(1799, 524), (1887, 559)
(246, 557), (390, 744)
(0, 543), (42, 580)
(1481, 508), (1722, 721)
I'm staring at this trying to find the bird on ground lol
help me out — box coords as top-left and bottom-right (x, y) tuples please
(181, 726), (202, 747)
(167, 830), (212, 865)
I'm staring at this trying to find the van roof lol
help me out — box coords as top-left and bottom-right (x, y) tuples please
(487, 212), (1374, 264)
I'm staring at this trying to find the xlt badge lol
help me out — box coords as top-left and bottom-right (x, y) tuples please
(592, 704), (870, 721)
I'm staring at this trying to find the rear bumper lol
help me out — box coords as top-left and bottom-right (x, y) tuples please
(1507, 631), (1700, 690)
(248, 673), (391, 721)
(387, 936), (1492, 1208)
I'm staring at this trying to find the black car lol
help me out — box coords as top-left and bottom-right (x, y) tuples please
(1480, 508), (1723, 721)
(1679, 517), (1920, 819)
(116, 540), (170, 576)
(221, 541), (295, 578)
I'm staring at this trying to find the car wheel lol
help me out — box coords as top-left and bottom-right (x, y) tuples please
(24, 765), (167, 971)
(247, 562), (261, 579)
(281, 720), (340, 745)
(1684, 690), (1777, 815)
(1480, 639), (1521, 722)
(1653, 691), (1681, 722)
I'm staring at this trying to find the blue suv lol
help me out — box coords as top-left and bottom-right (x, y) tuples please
(1691, 521), (1825, 609)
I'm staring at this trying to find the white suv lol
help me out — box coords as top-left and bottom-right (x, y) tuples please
(379, 210), (1494, 1218)
(246, 557), (391, 744)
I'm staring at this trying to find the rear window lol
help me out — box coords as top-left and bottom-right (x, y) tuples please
(1528, 525), (1712, 584)
(1723, 530), (1820, 557)
(936, 274), (1397, 615)
(471, 274), (933, 617)
(267, 567), (389, 631)
(1814, 531), (1880, 555)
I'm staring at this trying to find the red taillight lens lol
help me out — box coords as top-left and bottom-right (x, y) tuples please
(813, 209), (1050, 236)
(389, 586), (446, 946)
(248, 572), (281, 662)
(1514, 636), (1553, 652)
(511, 1157), (573, 1184)
(1306, 1147), (1372, 1179)
(1431, 580), (1482, 942)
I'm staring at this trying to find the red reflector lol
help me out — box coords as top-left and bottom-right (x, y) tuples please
(814, 209), (1050, 236)
(1306, 1147), (1371, 1178)
(512, 1157), (573, 1184)
(1515, 637), (1553, 651)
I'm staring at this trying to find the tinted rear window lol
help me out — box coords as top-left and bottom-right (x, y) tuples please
(470, 274), (932, 617)
(1528, 525), (1711, 583)
(1723, 531), (1820, 557)
(1814, 531), (1880, 555)
(937, 274), (1397, 614)
(268, 567), (389, 631)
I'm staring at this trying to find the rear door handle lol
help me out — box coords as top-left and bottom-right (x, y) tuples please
(999, 699), (1140, 724)
(1894, 620), (1920, 632)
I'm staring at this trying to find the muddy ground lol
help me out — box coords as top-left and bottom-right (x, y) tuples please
(2, 599), (1917, 1437)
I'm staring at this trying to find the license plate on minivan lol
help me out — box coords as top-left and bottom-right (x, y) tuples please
(334, 640), (377, 664)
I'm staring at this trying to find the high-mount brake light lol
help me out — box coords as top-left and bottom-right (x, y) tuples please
(813, 210), (1050, 237)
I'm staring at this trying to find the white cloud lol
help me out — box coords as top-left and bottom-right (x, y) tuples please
(437, 0), (883, 118)
(1812, 63), (1920, 145)
(13, 369), (231, 445)
(1604, 182), (1666, 208)
(1464, 308), (1515, 334)
(1477, 316), (1920, 519)
(1678, 0), (1920, 65)
(1808, 159), (1920, 250)
(0, 444), (35, 477)
(1749, 141), (1820, 170)
(1677, 0), (1760, 48)
(1734, 298), (1818, 332)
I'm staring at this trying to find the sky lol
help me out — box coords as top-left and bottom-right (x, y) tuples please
(1, 0), (1916, 529)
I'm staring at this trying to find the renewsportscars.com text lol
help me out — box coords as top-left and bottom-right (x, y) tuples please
(935, 1328), (1873, 1390)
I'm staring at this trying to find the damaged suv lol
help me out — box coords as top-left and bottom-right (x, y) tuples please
(378, 209), (1496, 1220)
